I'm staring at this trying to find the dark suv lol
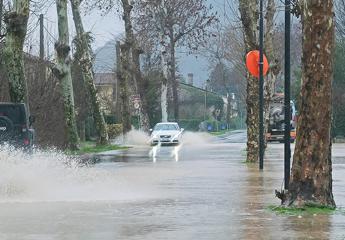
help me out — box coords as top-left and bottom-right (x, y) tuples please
(0, 103), (35, 149)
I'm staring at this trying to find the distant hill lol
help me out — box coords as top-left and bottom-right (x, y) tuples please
(93, 0), (224, 85)
(94, 40), (116, 73)
(94, 40), (209, 87)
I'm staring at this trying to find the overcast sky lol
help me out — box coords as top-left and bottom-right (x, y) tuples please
(26, 2), (124, 57)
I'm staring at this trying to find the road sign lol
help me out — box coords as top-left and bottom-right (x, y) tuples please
(246, 50), (269, 78)
(134, 102), (140, 110)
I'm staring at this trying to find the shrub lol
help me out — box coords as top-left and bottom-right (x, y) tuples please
(107, 124), (123, 139)
(179, 119), (203, 131)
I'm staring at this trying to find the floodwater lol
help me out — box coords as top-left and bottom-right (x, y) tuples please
(0, 131), (345, 240)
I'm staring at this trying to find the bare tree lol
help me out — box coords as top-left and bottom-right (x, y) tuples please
(85, 0), (151, 132)
(263, 0), (281, 146)
(70, 0), (109, 145)
(134, 0), (217, 121)
(52, 0), (79, 150)
(281, 0), (336, 207)
(3, 0), (30, 103)
(238, 0), (260, 163)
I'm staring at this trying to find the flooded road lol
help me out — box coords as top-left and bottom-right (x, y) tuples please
(1, 131), (345, 239)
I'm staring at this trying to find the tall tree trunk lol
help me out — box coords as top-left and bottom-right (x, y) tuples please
(122, 0), (150, 131)
(226, 93), (231, 127)
(170, 33), (179, 121)
(116, 41), (132, 134)
(161, 37), (169, 122)
(70, 0), (109, 145)
(0, 0), (4, 37)
(284, 0), (335, 207)
(3, 0), (29, 103)
(132, 48), (150, 132)
(263, 0), (280, 147)
(53, 0), (79, 150)
(239, 0), (259, 163)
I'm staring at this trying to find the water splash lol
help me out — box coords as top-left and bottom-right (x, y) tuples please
(0, 145), (159, 203)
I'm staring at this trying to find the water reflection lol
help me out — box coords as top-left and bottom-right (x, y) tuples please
(149, 144), (181, 162)
(241, 164), (269, 240)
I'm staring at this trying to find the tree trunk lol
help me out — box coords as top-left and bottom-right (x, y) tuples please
(170, 33), (179, 121)
(122, 0), (150, 131)
(132, 48), (150, 132)
(3, 0), (30, 103)
(239, 0), (259, 162)
(70, 0), (109, 145)
(0, 0), (4, 37)
(284, 0), (335, 207)
(116, 41), (132, 135)
(53, 0), (79, 150)
(161, 37), (169, 122)
(263, 0), (280, 147)
(226, 93), (231, 128)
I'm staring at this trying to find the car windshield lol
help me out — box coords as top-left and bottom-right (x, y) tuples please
(0, 105), (26, 125)
(154, 124), (179, 131)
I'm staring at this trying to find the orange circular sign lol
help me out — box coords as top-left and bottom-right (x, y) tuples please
(246, 50), (269, 78)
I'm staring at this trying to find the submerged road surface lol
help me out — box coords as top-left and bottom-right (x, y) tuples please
(0, 130), (345, 239)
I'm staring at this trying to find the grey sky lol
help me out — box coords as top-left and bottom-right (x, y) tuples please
(26, 2), (124, 57)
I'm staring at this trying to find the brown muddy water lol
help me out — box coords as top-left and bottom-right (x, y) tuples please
(0, 131), (345, 240)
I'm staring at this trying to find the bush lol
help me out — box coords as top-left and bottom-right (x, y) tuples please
(104, 115), (119, 124)
(179, 119), (203, 131)
(107, 124), (123, 139)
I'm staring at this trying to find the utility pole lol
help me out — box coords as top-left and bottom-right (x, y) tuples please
(284, 0), (291, 190)
(39, 14), (44, 60)
(259, 0), (264, 170)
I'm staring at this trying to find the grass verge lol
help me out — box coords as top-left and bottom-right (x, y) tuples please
(267, 204), (337, 216)
(68, 141), (129, 155)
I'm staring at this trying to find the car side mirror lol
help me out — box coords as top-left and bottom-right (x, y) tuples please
(149, 129), (153, 132)
(181, 128), (185, 132)
(29, 116), (35, 126)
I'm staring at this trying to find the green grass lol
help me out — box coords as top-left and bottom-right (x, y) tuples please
(268, 204), (337, 216)
(68, 141), (129, 155)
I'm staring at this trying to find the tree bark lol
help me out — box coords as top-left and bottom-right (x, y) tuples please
(121, 0), (150, 131)
(53, 0), (79, 150)
(132, 48), (150, 132)
(3, 0), (30, 103)
(169, 31), (179, 121)
(239, 0), (259, 162)
(161, 37), (169, 122)
(70, 0), (109, 145)
(116, 41), (132, 135)
(264, 0), (280, 147)
(284, 0), (335, 207)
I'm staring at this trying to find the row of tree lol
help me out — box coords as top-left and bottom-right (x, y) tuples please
(0, 0), (222, 149)
(1, 0), (108, 150)
(235, 0), (336, 208)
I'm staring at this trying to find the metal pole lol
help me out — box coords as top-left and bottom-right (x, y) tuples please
(39, 14), (45, 60)
(259, 0), (264, 170)
(284, 0), (291, 190)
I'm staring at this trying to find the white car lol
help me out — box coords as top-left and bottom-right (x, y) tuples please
(150, 122), (184, 146)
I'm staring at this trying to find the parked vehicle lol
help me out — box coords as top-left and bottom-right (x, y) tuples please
(266, 94), (297, 143)
(150, 122), (184, 146)
(0, 103), (35, 149)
